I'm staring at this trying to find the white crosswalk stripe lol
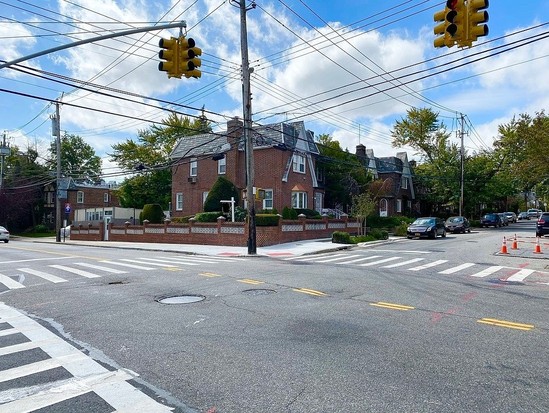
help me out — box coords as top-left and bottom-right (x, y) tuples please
(0, 273), (25, 289)
(408, 260), (448, 271)
(317, 255), (362, 263)
(119, 259), (185, 267)
(100, 260), (156, 270)
(336, 256), (383, 264)
(18, 268), (67, 283)
(73, 262), (128, 274)
(133, 257), (199, 266)
(360, 257), (401, 267)
(438, 263), (476, 275)
(381, 258), (425, 268)
(505, 268), (536, 282)
(469, 266), (503, 278)
(49, 265), (102, 278)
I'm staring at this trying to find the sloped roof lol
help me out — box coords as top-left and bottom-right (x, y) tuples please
(169, 121), (319, 160)
(376, 156), (403, 173)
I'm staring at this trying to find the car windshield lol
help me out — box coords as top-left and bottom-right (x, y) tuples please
(484, 214), (497, 219)
(413, 218), (434, 225)
(447, 217), (463, 223)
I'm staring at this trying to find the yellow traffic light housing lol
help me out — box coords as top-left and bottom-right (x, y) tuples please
(180, 36), (202, 79)
(158, 37), (181, 78)
(434, 0), (467, 48)
(467, 0), (489, 43)
(434, 7), (451, 48)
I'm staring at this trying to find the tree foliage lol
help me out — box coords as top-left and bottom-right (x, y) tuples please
(110, 112), (212, 209)
(48, 132), (101, 183)
(203, 176), (239, 213)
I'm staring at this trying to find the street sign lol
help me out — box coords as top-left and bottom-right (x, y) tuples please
(64, 203), (71, 214)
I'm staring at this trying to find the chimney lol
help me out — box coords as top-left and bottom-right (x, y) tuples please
(356, 144), (366, 159)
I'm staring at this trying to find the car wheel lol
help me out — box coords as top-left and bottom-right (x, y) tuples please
(467, 228), (471, 233)
(4, 240), (8, 243)
(442, 230), (446, 238)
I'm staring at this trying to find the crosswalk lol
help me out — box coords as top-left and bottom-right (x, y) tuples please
(0, 302), (174, 412)
(0, 255), (247, 291)
(283, 252), (549, 285)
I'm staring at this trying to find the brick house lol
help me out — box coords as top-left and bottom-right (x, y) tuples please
(355, 144), (418, 217)
(169, 118), (324, 217)
(43, 178), (120, 225)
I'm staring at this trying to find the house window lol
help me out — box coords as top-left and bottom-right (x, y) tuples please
(291, 191), (307, 209)
(292, 154), (305, 174)
(263, 189), (273, 210)
(176, 193), (183, 211)
(396, 199), (402, 213)
(314, 192), (323, 212)
(379, 198), (388, 217)
(45, 192), (54, 205)
(202, 191), (209, 205)
(190, 158), (197, 176)
(401, 176), (408, 189)
(103, 193), (109, 203)
(218, 157), (226, 175)
(77, 191), (84, 203)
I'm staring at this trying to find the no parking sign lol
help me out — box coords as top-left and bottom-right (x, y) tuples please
(64, 203), (71, 214)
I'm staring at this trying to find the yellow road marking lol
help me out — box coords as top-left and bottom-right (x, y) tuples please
(165, 267), (183, 271)
(292, 288), (327, 297)
(477, 318), (534, 331)
(237, 278), (264, 285)
(200, 272), (222, 278)
(370, 301), (415, 311)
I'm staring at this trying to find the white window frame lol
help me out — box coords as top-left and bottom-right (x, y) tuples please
(401, 176), (408, 189)
(103, 193), (109, 203)
(190, 158), (197, 176)
(396, 199), (402, 213)
(291, 191), (307, 209)
(217, 157), (226, 174)
(292, 154), (306, 174)
(263, 189), (273, 210)
(77, 191), (84, 204)
(202, 191), (209, 205)
(176, 192), (183, 211)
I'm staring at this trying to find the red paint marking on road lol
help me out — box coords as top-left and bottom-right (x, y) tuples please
(518, 263), (530, 268)
(461, 292), (477, 302)
(206, 407), (217, 413)
(268, 252), (294, 256)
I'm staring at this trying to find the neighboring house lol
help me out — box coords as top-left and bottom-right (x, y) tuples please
(43, 178), (120, 225)
(355, 144), (417, 217)
(170, 118), (324, 217)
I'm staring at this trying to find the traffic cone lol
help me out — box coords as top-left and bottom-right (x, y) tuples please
(534, 237), (543, 254)
(511, 234), (518, 250)
(500, 236), (509, 254)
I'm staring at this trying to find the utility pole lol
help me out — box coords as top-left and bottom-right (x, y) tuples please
(0, 132), (10, 189)
(52, 101), (62, 242)
(236, 0), (257, 254)
(459, 114), (465, 217)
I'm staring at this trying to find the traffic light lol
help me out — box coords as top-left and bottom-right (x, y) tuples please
(179, 36), (202, 79)
(434, 0), (466, 48)
(467, 0), (489, 44)
(158, 37), (181, 78)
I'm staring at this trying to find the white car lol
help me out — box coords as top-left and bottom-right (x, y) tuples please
(0, 226), (9, 243)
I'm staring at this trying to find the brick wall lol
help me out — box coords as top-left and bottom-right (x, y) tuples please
(70, 216), (359, 247)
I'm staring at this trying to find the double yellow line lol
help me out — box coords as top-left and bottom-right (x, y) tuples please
(477, 318), (534, 331)
(292, 288), (327, 297)
(370, 301), (415, 311)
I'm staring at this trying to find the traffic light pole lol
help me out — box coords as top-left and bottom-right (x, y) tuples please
(238, 0), (257, 255)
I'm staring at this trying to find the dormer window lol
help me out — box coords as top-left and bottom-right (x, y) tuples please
(292, 154), (305, 174)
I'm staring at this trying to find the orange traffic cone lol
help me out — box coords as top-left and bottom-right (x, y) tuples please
(534, 237), (543, 254)
(511, 234), (518, 249)
(500, 236), (509, 254)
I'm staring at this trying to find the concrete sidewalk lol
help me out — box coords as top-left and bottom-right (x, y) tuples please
(19, 236), (359, 257)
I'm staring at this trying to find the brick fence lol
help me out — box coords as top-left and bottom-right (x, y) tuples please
(70, 215), (360, 247)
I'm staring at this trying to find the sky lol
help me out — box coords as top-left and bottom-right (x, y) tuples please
(1, 0), (548, 182)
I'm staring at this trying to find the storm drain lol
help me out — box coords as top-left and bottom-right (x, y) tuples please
(156, 295), (205, 304)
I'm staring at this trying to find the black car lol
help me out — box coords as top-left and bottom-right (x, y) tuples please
(407, 217), (446, 239)
(445, 216), (471, 233)
(536, 212), (549, 237)
(480, 213), (502, 228)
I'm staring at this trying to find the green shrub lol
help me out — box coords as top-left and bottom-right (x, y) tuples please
(171, 215), (194, 224)
(282, 206), (298, 220)
(141, 204), (164, 224)
(393, 223), (408, 237)
(194, 212), (223, 222)
(369, 228), (389, 240)
(260, 208), (278, 215)
(295, 208), (321, 219)
(332, 231), (352, 244)
(234, 207), (247, 222)
(351, 234), (376, 243)
(255, 214), (280, 226)
(203, 177), (240, 212)
(32, 224), (50, 233)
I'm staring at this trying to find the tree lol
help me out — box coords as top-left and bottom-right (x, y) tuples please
(48, 133), (101, 183)
(110, 112), (212, 209)
(391, 108), (461, 214)
(352, 192), (376, 235)
(317, 134), (371, 212)
(203, 176), (239, 214)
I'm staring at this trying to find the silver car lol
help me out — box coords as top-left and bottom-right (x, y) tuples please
(0, 226), (9, 243)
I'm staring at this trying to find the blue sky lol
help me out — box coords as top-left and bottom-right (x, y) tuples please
(1, 0), (548, 180)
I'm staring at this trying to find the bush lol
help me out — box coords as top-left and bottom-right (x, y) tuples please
(194, 212), (223, 222)
(332, 231), (352, 244)
(295, 208), (321, 219)
(369, 228), (389, 240)
(255, 214), (280, 226)
(203, 177), (239, 213)
(32, 224), (50, 233)
(393, 223), (409, 237)
(282, 206), (298, 220)
(351, 234), (376, 243)
(141, 204), (164, 224)
(171, 215), (194, 224)
(260, 208), (278, 215)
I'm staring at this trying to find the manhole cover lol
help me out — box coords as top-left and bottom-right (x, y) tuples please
(157, 295), (205, 304)
(242, 289), (277, 296)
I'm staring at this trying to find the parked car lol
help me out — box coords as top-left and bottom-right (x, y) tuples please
(503, 212), (517, 223)
(480, 213), (502, 228)
(518, 212), (530, 220)
(407, 217), (446, 239)
(498, 213), (509, 226)
(445, 216), (471, 233)
(527, 208), (542, 219)
(0, 226), (9, 243)
(536, 212), (549, 237)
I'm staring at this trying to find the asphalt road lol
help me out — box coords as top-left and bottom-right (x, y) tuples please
(1, 222), (548, 412)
